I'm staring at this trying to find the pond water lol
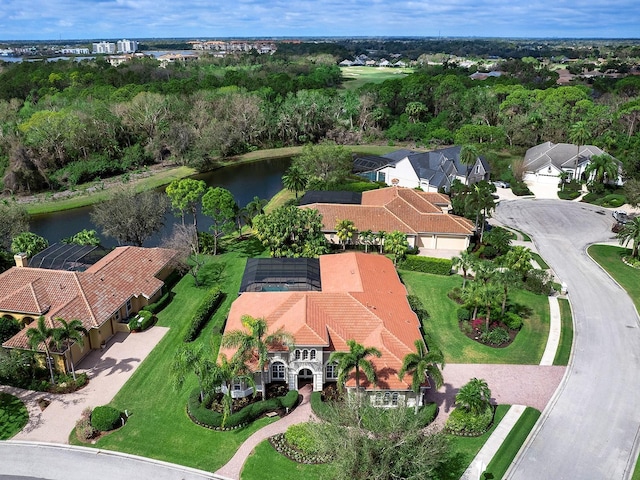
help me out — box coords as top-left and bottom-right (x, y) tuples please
(30, 157), (291, 247)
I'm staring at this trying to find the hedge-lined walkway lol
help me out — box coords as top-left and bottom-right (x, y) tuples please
(215, 384), (316, 480)
(0, 328), (167, 443)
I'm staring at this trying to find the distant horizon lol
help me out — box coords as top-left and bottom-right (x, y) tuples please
(1, 0), (639, 41)
(2, 35), (640, 44)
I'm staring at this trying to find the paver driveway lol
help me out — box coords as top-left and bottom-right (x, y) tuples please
(495, 199), (640, 480)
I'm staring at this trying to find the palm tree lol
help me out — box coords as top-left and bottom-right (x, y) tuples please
(384, 230), (409, 265)
(244, 196), (268, 228)
(479, 282), (500, 331)
(459, 144), (480, 182)
(212, 354), (256, 427)
(569, 121), (591, 179)
(170, 344), (215, 402)
(359, 229), (375, 253)
(451, 250), (476, 288)
(282, 165), (308, 200)
(617, 217), (640, 259)
(465, 181), (496, 242)
(26, 316), (56, 385)
(492, 268), (521, 315)
(335, 219), (358, 251)
(52, 318), (87, 381)
(558, 171), (570, 191)
(221, 315), (294, 400)
(455, 377), (492, 415)
(398, 340), (445, 414)
(584, 154), (618, 185)
(461, 281), (483, 320)
(330, 339), (382, 397)
(375, 230), (387, 254)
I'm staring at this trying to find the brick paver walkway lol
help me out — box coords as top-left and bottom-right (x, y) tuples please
(214, 384), (316, 480)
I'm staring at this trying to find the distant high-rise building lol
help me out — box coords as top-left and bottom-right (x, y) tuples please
(117, 39), (138, 54)
(92, 41), (116, 54)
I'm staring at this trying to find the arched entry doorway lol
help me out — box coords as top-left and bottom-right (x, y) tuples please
(297, 368), (313, 389)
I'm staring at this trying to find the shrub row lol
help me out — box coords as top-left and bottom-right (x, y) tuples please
(128, 310), (154, 332)
(417, 402), (439, 426)
(91, 405), (123, 432)
(399, 255), (453, 275)
(184, 286), (224, 342)
(511, 181), (532, 196)
(407, 294), (429, 321)
(187, 389), (299, 430)
(141, 292), (173, 315)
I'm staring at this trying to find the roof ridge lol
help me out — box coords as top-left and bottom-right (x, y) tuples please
(28, 281), (43, 314)
(73, 272), (98, 327)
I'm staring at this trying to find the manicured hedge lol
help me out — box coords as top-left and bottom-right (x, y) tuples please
(91, 405), (123, 432)
(399, 255), (453, 275)
(141, 291), (172, 314)
(187, 389), (295, 430)
(417, 402), (439, 426)
(183, 286), (224, 342)
(128, 310), (154, 332)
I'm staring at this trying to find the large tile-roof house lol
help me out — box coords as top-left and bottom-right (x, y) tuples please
(0, 246), (176, 372)
(523, 141), (623, 185)
(300, 186), (475, 252)
(354, 146), (490, 192)
(220, 252), (430, 408)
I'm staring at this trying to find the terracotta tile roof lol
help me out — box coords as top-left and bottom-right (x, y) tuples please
(222, 253), (424, 391)
(302, 186), (473, 236)
(1, 247), (176, 351)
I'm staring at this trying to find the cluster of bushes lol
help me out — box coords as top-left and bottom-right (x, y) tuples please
(407, 295), (430, 322)
(50, 152), (149, 187)
(269, 423), (332, 464)
(310, 392), (333, 422)
(187, 388), (299, 430)
(48, 372), (88, 393)
(510, 181), (533, 196)
(557, 180), (582, 200)
(183, 286), (224, 342)
(398, 255), (453, 275)
(582, 192), (626, 208)
(445, 405), (494, 436)
(0, 315), (20, 344)
(75, 407), (97, 442)
(128, 310), (154, 332)
(523, 269), (554, 295)
(480, 327), (511, 346)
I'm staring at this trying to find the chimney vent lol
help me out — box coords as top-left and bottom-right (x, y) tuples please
(14, 253), (28, 268)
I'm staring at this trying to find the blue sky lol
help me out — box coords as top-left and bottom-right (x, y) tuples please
(1, 0), (639, 41)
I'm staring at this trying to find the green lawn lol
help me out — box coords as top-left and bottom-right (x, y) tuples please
(70, 247), (280, 472)
(241, 440), (331, 480)
(340, 66), (414, 91)
(530, 252), (549, 270)
(483, 407), (541, 479)
(399, 271), (550, 364)
(0, 393), (29, 440)
(588, 245), (640, 312)
(553, 298), (573, 366)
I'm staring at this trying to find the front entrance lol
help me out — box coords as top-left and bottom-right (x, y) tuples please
(297, 368), (313, 389)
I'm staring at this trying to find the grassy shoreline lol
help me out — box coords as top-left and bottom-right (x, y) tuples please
(17, 145), (400, 216)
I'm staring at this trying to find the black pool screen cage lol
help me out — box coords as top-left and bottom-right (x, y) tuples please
(298, 190), (362, 206)
(29, 243), (109, 271)
(239, 258), (322, 293)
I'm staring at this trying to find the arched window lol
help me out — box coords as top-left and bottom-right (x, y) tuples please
(271, 362), (285, 380)
(294, 350), (301, 360)
(391, 392), (399, 406)
(302, 349), (309, 360)
(310, 349), (316, 360)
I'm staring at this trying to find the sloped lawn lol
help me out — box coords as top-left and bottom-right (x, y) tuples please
(0, 393), (29, 440)
(399, 271), (550, 364)
(70, 248), (278, 472)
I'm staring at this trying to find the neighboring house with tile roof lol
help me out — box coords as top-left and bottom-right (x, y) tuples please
(300, 186), (475, 252)
(354, 146), (490, 192)
(220, 252), (430, 409)
(0, 246), (177, 372)
(523, 141), (623, 185)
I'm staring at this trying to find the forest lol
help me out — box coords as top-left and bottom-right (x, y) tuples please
(0, 41), (639, 196)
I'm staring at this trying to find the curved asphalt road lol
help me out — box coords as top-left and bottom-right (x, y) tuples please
(495, 199), (640, 480)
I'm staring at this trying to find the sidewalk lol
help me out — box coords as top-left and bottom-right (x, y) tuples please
(214, 384), (316, 480)
(461, 405), (527, 480)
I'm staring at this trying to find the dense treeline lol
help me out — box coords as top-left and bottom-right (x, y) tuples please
(0, 49), (639, 194)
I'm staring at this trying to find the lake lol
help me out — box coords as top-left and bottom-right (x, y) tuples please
(30, 157), (291, 247)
